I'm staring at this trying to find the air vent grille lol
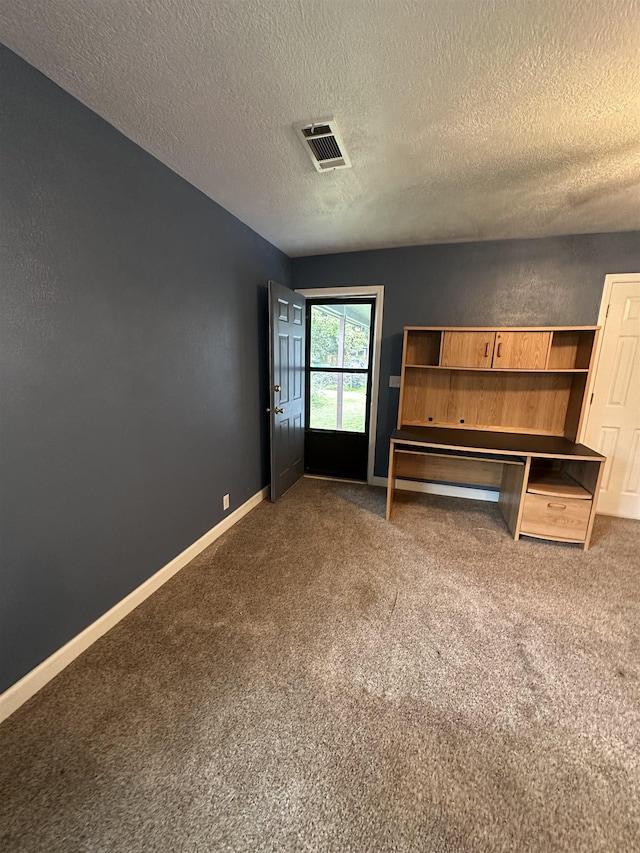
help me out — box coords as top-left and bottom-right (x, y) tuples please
(307, 135), (342, 162)
(294, 119), (352, 172)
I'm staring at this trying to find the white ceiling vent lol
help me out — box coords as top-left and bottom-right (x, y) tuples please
(294, 120), (351, 172)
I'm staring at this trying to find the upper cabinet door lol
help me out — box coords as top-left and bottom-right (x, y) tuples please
(441, 331), (495, 368)
(493, 331), (551, 369)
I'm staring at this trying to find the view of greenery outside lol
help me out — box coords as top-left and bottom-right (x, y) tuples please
(309, 304), (371, 432)
(310, 374), (367, 431)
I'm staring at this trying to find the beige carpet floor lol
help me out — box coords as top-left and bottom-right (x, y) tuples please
(1, 478), (639, 853)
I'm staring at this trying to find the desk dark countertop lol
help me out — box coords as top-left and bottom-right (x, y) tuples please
(392, 426), (604, 460)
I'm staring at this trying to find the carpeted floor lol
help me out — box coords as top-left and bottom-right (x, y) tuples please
(1, 478), (639, 852)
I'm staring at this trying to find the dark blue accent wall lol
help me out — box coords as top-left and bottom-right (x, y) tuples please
(0, 45), (290, 693)
(292, 233), (640, 477)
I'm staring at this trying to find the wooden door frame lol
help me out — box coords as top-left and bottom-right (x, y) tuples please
(295, 285), (384, 485)
(580, 273), (640, 444)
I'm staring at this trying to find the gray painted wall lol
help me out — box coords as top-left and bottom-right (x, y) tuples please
(292, 232), (640, 477)
(0, 45), (290, 693)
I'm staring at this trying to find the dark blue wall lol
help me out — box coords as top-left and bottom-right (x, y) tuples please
(0, 45), (290, 692)
(292, 232), (640, 477)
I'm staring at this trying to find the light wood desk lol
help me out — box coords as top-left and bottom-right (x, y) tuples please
(388, 325), (606, 550)
(387, 426), (605, 550)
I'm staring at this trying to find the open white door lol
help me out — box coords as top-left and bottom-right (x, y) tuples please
(583, 276), (640, 519)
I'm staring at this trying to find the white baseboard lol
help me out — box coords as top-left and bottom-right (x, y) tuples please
(304, 474), (367, 485)
(0, 485), (269, 725)
(371, 475), (499, 503)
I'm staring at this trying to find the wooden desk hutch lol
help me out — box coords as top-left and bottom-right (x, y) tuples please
(386, 327), (606, 550)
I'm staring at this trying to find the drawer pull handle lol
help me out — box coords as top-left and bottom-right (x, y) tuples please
(484, 342), (489, 357)
(547, 502), (566, 510)
(497, 342), (502, 358)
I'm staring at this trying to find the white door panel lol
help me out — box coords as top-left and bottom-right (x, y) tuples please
(584, 280), (640, 518)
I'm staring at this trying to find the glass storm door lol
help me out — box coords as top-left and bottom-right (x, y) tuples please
(305, 298), (375, 480)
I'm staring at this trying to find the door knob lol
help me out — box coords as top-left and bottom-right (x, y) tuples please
(266, 407), (284, 414)
(271, 385), (281, 392)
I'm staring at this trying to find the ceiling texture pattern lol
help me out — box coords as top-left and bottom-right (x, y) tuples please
(1, 0), (639, 256)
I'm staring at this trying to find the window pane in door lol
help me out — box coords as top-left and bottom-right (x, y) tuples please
(309, 304), (372, 369)
(309, 371), (368, 432)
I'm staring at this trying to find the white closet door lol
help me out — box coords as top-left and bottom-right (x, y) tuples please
(584, 279), (640, 519)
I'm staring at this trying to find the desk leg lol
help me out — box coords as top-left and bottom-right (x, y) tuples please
(498, 457), (530, 539)
(386, 442), (397, 521)
(583, 459), (605, 551)
(564, 458), (606, 551)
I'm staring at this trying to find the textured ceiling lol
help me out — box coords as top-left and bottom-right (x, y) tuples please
(1, 0), (640, 256)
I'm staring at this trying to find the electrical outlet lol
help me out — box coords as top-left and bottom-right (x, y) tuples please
(389, 375), (401, 388)
(223, 494), (230, 511)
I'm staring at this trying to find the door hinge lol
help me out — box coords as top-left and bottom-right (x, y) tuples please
(590, 392), (594, 404)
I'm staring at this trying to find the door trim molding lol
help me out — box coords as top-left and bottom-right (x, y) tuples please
(0, 485), (269, 725)
(295, 285), (384, 485)
(580, 273), (640, 444)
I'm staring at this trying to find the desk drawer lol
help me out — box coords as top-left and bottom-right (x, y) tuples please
(520, 493), (591, 541)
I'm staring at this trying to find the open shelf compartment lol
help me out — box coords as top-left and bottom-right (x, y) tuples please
(527, 468), (591, 500)
(527, 458), (597, 499)
(400, 368), (589, 438)
(548, 330), (596, 370)
(405, 330), (442, 366)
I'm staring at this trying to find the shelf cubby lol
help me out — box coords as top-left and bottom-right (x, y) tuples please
(405, 330), (442, 366)
(548, 330), (596, 370)
(526, 466), (592, 499)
